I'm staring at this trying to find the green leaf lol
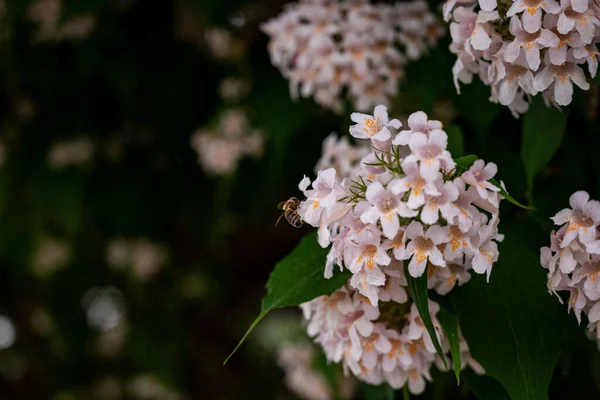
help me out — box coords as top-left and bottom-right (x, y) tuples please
(521, 97), (567, 204)
(463, 369), (510, 400)
(437, 307), (461, 384)
(404, 264), (448, 369)
(363, 383), (395, 400)
(489, 178), (532, 210)
(224, 232), (351, 364)
(450, 218), (569, 400)
(446, 125), (465, 157)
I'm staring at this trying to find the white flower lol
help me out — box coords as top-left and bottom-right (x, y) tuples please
(506, 0), (561, 33)
(361, 181), (417, 239)
(551, 191), (600, 247)
(404, 221), (448, 277)
(460, 160), (500, 199)
(389, 160), (440, 209)
(299, 168), (343, 226)
(350, 105), (401, 142)
(403, 130), (454, 182)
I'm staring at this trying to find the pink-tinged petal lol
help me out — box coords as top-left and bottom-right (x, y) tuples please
(570, 65), (590, 90)
(408, 111), (428, 130)
(429, 129), (448, 148)
(549, 46), (567, 65)
(538, 29), (559, 48)
(522, 9), (542, 33)
(318, 223), (331, 248)
(524, 46), (541, 71)
(585, 200), (600, 223)
(389, 177), (410, 195)
(374, 104), (389, 123)
(558, 249), (577, 273)
(506, 0), (525, 16)
(350, 112), (372, 124)
(408, 254), (428, 278)
(382, 355), (397, 373)
(589, 302), (600, 322)
(365, 181), (385, 204)
(570, 190), (590, 210)
(355, 318), (374, 337)
(571, 0), (589, 12)
(372, 126), (392, 141)
(405, 221), (424, 239)
(381, 212), (400, 239)
(420, 202), (440, 224)
(360, 206), (381, 225)
(499, 79), (519, 105)
(320, 192), (336, 208)
(349, 125), (370, 139)
(543, 0), (561, 13)
(319, 168), (337, 186)
(388, 118), (402, 129)
(586, 240), (600, 254)
(375, 334), (392, 352)
(427, 225), (447, 244)
(533, 66), (553, 91)
(481, 162), (498, 179)
(578, 227), (597, 244)
(408, 132), (428, 151)
(398, 203), (419, 218)
(557, 13), (576, 34)
(509, 15), (523, 35)
(551, 208), (574, 225)
(479, 0), (497, 11)
(554, 79), (574, 106)
(408, 374), (426, 395)
(504, 41), (521, 62)
(561, 227), (579, 248)
(428, 248), (447, 267)
(392, 130), (413, 146)
(420, 158), (442, 182)
(471, 25), (492, 51)
(299, 175), (311, 191)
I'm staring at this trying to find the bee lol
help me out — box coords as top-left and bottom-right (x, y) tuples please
(276, 197), (303, 228)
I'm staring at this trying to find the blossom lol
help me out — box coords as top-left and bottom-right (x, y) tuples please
(551, 191), (600, 247)
(446, 0), (600, 114)
(261, 0), (443, 112)
(291, 106), (502, 393)
(404, 222), (448, 277)
(350, 105), (401, 142)
(403, 130), (454, 182)
(541, 190), (600, 345)
(361, 181), (417, 239)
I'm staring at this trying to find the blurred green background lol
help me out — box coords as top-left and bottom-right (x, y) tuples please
(1, 0), (600, 399)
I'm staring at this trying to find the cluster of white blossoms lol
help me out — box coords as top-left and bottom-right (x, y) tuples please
(541, 191), (600, 341)
(296, 105), (500, 392)
(261, 0), (444, 113)
(190, 109), (264, 176)
(47, 137), (94, 169)
(445, 0), (600, 116)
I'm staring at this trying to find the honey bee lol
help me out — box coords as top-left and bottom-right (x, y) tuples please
(276, 197), (303, 228)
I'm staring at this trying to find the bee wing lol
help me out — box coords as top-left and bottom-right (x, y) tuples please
(277, 201), (286, 210)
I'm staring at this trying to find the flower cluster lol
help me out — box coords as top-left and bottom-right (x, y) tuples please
(261, 0), (443, 113)
(296, 105), (501, 391)
(541, 191), (600, 341)
(190, 109), (264, 176)
(47, 137), (94, 169)
(445, 0), (599, 116)
(301, 286), (484, 393)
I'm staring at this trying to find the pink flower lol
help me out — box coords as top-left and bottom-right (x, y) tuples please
(350, 105), (402, 142)
(420, 180), (460, 224)
(450, 7), (500, 53)
(392, 111), (443, 146)
(404, 221), (448, 277)
(403, 130), (454, 183)
(504, 16), (559, 70)
(361, 181), (417, 239)
(389, 161), (440, 209)
(506, 0), (561, 33)
(533, 60), (590, 106)
(460, 159), (500, 199)
(551, 191), (600, 247)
